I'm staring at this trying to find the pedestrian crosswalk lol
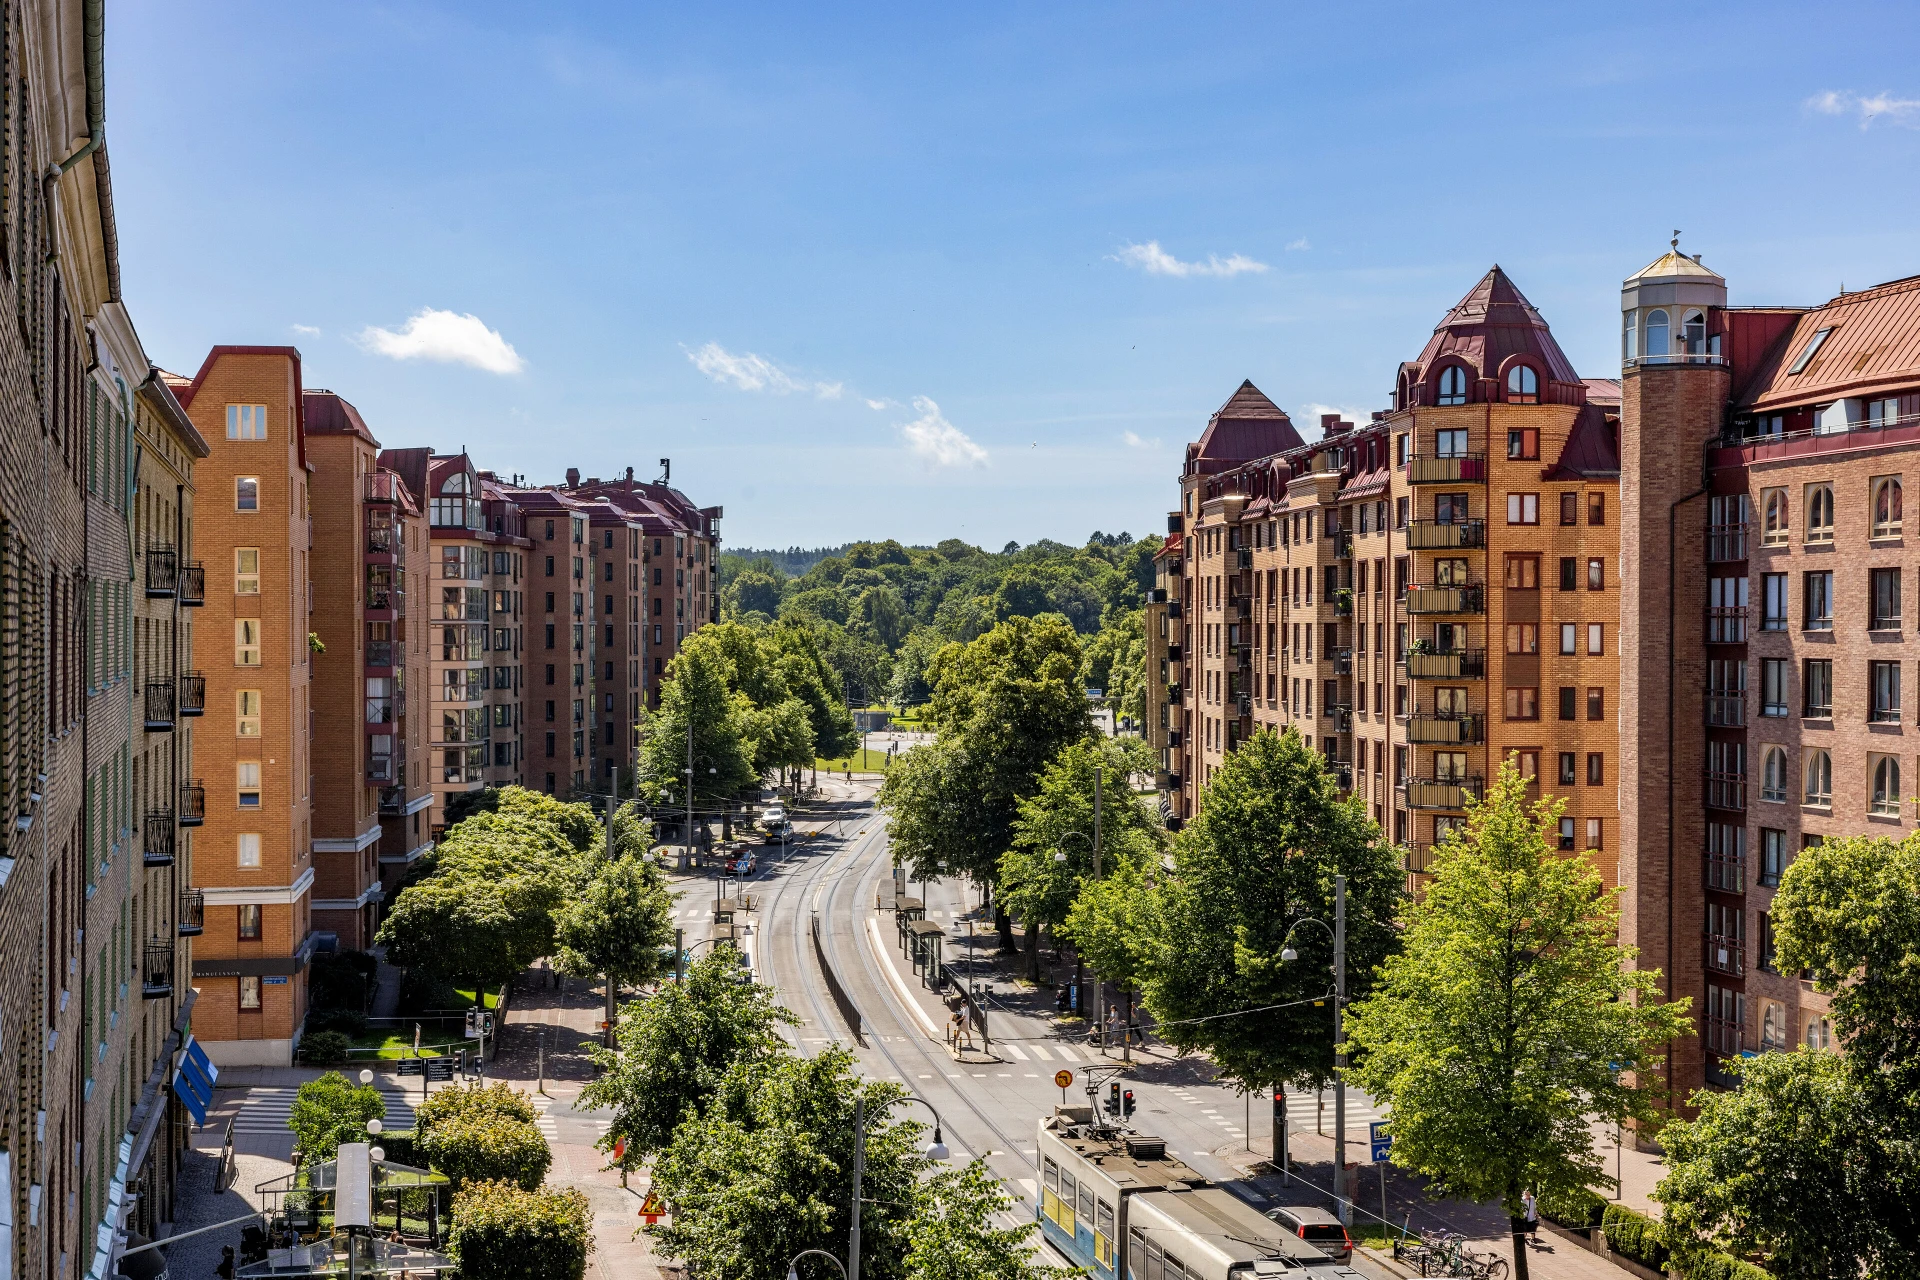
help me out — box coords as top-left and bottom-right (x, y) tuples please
(223, 1086), (419, 1137)
(1158, 1082), (1388, 1132)
(531, 1095), (612, 1145)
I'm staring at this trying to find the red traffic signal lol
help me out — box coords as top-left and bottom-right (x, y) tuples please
(1122, 1089), (1136, 1118)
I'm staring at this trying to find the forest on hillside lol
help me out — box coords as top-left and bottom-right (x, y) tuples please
(716, 532), (1157, 721)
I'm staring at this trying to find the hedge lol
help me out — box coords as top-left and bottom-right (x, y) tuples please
(1681, 1254), (1772, 1280)
(299, 1030), (353, 1066)
(449, 1180), (592, 1280)
(1603, 1204), (1670, 1272)
(1539, 1185), (1607, 1231)
(419, 1110), (552, 1191)
(413, 1081), (538, 1142)
(373, 1127), (418, 1166)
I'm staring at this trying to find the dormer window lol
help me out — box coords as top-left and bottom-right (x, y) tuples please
(1436, 366), (1468, 406)
(1506, 365), (1539, 405)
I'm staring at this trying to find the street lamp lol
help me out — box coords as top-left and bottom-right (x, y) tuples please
(787, 1251), (848, 1280)
(1278, 873), (1348, 1223)
(1052, 829), (1096, 1038)
(849, 1094), (950, 1280)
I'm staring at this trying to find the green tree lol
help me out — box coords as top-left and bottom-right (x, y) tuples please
(855, 584), (911, 652)
(887, 628), (947, 709)
(449, 1181), (593, 1280)
(553, 843), (678, 1035)
(638, 641), (758, 843)
(1063, 853), (1158, 1035)
(1144, 728), (1402, 1092)
(767, 620), (859, 761)
(1081, 607), (1147, 725)
(287, 1070), (386, 1157)
(421, 1110), (553, 1190)
(726, 565), (787, 618)
(902, 1160), (1066, 1280)
(1343, 761), (1692, 1280)
(579, 952), (798, 1161)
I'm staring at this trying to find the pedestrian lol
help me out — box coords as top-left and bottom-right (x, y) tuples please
(1522, 1188), (1539, 1242)
(1105, 1007), (1118, 1044)
(216, 1246), (236, 1280)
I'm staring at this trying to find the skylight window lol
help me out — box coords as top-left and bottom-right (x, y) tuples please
(1788, 327), (1834, 376)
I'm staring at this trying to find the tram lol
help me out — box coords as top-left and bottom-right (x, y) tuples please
(1035, 1110), (1358, 1279)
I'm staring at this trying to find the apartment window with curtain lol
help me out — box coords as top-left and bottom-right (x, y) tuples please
(1761, 658), (1789, 717)
(1803, 571), (1833, 630)
(1871, 568), (1902, 630)
(1761, 573), (1788, 630)
(1871, 754), (1903, 817)
(1759, 828), (1787, 886)
(1871, 661), (1902, 723)
(1804, 659), (1833, 718)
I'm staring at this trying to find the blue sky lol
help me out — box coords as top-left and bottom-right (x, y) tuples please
(113, 2), (1920, 549)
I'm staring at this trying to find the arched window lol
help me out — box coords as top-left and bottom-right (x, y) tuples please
(1872, 755), (1901, 816)
(1645, 309), (1670, 361)
(440, 472), (472, 495)
(1436, 366), (1468, 406)
(1873, 476), (1903, 537)
(1806, 483), (1834, 543)
(1682, 309), (1708, 356)
(1805, 749), (1832, 807)
(1761, 747), (1788, 802)
(1506, 365), (1539, 404)
(1763, 488), (1789, 545)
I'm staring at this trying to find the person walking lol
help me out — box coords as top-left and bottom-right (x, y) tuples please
(1521, 1189), (1539, 1242)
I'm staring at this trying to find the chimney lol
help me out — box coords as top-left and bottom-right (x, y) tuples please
(625, 466), (634, 483)
(1321, 413), (1342, 435)
(565, 467), (581, 488)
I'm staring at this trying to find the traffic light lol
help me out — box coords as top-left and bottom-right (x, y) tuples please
(483, 1012), (496, 1036)
(1122, 1089), (1135, 1118)
(1107, 1082), (1122, 1115)
(464, 1009), (480, 1038)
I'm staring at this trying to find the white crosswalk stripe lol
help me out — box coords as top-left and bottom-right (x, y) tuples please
(224, 1086), (420, 1136)
(1054, 1044), (1080, 1062)
(1027, 1044), (1052, 1061)
(1002, 1043), (1028, 1061)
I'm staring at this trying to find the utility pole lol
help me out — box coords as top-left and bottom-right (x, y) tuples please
(1093, 765), (1103, 1053)
(685, 707), (696, 866)
(848, 1095), (865, 1280)
(1334, 874), (1348, 1224)
(604, 769), (619, 1048)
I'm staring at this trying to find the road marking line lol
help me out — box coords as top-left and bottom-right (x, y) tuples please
(1055, 1045), (1080, 1062)
(1002, 1044), (1029, 1061)
(865, 916), (946, 1041)
(1028, 1044), (1052, 1061)
(1024, 1073), (1038, 1078)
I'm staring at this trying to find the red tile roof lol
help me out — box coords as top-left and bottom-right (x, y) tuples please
(1411, 267), (1581, 386)
(1187, 380), (1305, 474)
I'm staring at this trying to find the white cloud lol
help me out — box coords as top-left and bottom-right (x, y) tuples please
(865, 397), (900, 411)
(357, 308), (524, 374)
(1111, 240), (1268, 279)
(899, 396), (988, 468)
(1285, 238), (1310, 252)
(1122, 431), (1161, 449)
(685, 342), (842, 398)
(291, 323), (321, 336)
(1806, 89), (1920, 128)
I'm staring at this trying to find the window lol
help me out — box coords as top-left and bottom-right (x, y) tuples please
(1504, 554), (1538, 589)
(1786, 326), (1833, 376)
(1587, 818), (1603, 850)
(237, 690), (261, 737)
(1587, 687), (1604, 721)
(1559, 557), (1578, 591)
(1507, 427), (1538, 458)
(237, 762), (261, 808)
(1759, 828), (1786, 886)
(1682, 309), (1708, 356)
(1645, 309), (1670, 360)
(1623, 309), (1637, 362)
(1761, 488), (1789, 545)
(1872, 755), (1902, 817)
(1761, 747), (1788, 802)
(235, 619), (261, 666)
(1588, 559), (1605, 590)
(1436, 366), (1468, 406)
(238, 903), (262, 941)
(1587, 752), (1604, 786)
(1505, 687), (1538, 720)
(1873, 476), (1904, 538)
(1587, 623), (1604, 655)
(1761, 659), (1789, 716)
(1557, 817), (1575, 851)
(1557, 686), (1576, 720)
(1805, 749), (1832, 806)
(239, 976), (261, 1010)
(236, 477), (259, 512)
(1559, 492), (1578, 526)
(1761, 573), (1787, 631)
(1872, 568), (1902, 629)
(1804, 659), (1833, 717)
(1803, 571), (1833, 630)
(235, 548), (259, 594)
(1506, 493), (1539, 525)
(1559, 752), (1577, 785)
(1506, 365), (1539, 405)
(1805, 483), (1834, 543)
(1559, 623), (1576, 655)
(237, 833), (262, 868)
(226, 405), (267, 440)
(1505, 623), (1537, 654)
(1589, 492), (1606, 526)
(1872, 661), (1902, 723)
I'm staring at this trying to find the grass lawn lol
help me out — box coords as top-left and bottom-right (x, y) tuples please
(857, 704), (928, 729)
(348, 1016), (470, 1060)
(817, 747), (896, 774)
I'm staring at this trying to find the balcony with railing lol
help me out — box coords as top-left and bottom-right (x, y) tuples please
(1408, 710), (1482, 744)
(1330, 704), (1352, 733)
(1233, 693), (1252, 718)
(1404, 648), (1486, 679)
(367, 640), (395, 668)
(367, 514), (400, 556)
(1165, 644), (1182, 663)
(1408, 452), (1486, 484)
(1705, 933), (1745, 977)
(367, 470), (407, 505)
(179, 672), (205, 717)
(1406, 519), (1485, 550)
(1224, 594), (1250, 624)
(367, 749), (397, 784)
(366, 566), (403, 613)
(178, 562), (205, 607)
(143, 682), (176, 732)
(1234, 548), (1253, 570)
(142, 941), (174, 1000)
(379, 784), (410, 815)
(178, 781), (206, 827)
(1332, 648), (1353, 676)
(366, 693), (405, 725)
(1707, 522), (1750, 563)
(1406, 583), (1485, 615)
(144, 546), (178, 598)
(1165, 682), (1182, 703)
(1705, 692), (1745, 726)
(143, 812), (175, 868)
(1706, 849), (1745, 893)
(1705, 770), (1747, 811)
(1233, 646), (1253, 672)
(1331, 760), (1353, 791)
(1400, 776), (1483, 809)
(178, 890), (204, 937)
(1707, 605), (1748, 644)
(1331, 530), (1352, 559)
(1332, 591), (1353, 618)
(1404, 843), (1437, 874)
(1703, 1013), (1744, 1057)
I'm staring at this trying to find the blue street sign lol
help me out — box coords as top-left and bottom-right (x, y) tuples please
(1369, 1120), (1392, 1163)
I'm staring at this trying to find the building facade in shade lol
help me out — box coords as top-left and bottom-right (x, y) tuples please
(303, 392), (433, 948)
(1159, 270), (1624, 897)
(169, 348), (317, 1067)
(376, 450), (528, 835)
(581, 501), (645, 786)
(1617, 252), (1920, 1110)
(513, 487), (596, 796)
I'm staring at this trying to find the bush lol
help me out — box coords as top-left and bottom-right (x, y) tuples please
(1680, 1254), (1773, 1280)
(419, 1110), (552, 1190)
(448, 1180), (591, 1280)
(373, 1127), (418, 1166)
(413, 1081), (539, 1142)
(299, 1031), (353, 1067)
(287, 1071), (385, 1156)
(307, 1007), (369, 1037)
(1539, 1185), (1607, 1231)
(1604, 1204), (1670, 1272)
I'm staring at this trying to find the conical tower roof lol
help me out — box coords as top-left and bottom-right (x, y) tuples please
(1190, 379), (1304, 467)
(1411, 266), (1580, 385)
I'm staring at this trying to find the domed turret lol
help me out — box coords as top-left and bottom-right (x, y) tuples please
(1622, 235), (1727, 366)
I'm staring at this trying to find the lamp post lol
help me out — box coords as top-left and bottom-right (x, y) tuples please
(849, 1094), (950, 1280)
(1278, 873), (1348, 1223)
(787, 1251), (848, 1280)
(1052, 830), (1092, 1012)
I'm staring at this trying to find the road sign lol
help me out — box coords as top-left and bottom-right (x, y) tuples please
(424, 1055), (457, 1082)
(638, 1190), (666, 1225)
(397, 1058), (423, 1077)
(1369, 1120), (1392, 1163)
(1054, 1070), (1074, 1089)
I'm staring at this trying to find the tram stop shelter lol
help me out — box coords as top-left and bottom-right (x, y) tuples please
(240, 1142), (453, 1277)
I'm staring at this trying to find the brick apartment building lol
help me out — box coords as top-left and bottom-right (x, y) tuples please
(1155, 268), (1624, 886)
(510, 485), (597, 796)
(168, 349), (317, 1067)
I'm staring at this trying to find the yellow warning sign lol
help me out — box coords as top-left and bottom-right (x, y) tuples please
(639, 1190), (666, 1225)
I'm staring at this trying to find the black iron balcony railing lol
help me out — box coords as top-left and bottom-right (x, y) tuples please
(1166, 729), (1182, 748)
(1706, 606), (1748, 644)
(1331, 762), (1353, 791)
(1167, 600), (1183, 619)
(177, 562), (205, 607)
(178, 781), (206, 827)
(1706, 850), (1745, 893)
(366, 696), (398, 724)
(1332, 530), (1352, 559)
(1233, 646), (1253, 672)
(144, 546), (178, 598)
(178, 890), (204, 937)
(1330, 704), (1353, 733)
(142, 941), (174, 1000)
(1706, 933), (1745, 977)
(1404, 649), (1486, 679)
(1707, 522), (1750, 563)
(1166, 683), (1182, 703)
(1406, 519), (1485, 550)
(143, 682), (176, 732)
(1705, 692), (1745, 726)
(367, 640), (394, 668)
(1408, 453), (1487, 484)
(1233, 693), (1252, 718)
(1400, 776), (1484, 810)
(1406, 584), (1485, 615)
(1333, 648), (1353, 676)
(1235, 548), (1253, 570)
(1705, 770), (1747, 811)
(1407, 711), (1482, 744)
(179, 672), (206, 716)
(1166, 772), (1182, 790)
(1703, 1013), (1744, 1057)
(1333, 592), (1353, 617)
(143, 812), (175, 868)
